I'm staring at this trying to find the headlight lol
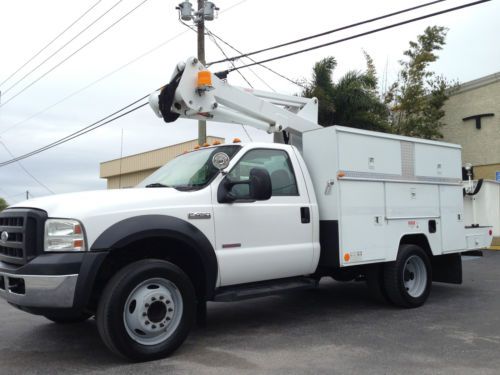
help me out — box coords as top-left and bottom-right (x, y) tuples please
(44, 219), (86, 252)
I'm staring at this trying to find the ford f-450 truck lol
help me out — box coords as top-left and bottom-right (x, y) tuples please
(0, 57), (493, 361)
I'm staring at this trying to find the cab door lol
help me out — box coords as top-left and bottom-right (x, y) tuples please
(212, 147), (315, 286)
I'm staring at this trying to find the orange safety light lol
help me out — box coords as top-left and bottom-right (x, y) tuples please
(74, 239), (84, 249)
(233, 138), (241, 143)
(212, 140), (221, 145)
(193, 145), (201, 150)
(337, 171), (345, 178)
(343, 253), (350, 262)
(202, 143), (210, 147)
(197, 70), (212, 88)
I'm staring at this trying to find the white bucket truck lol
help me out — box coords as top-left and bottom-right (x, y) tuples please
(0, 57), (493, 361)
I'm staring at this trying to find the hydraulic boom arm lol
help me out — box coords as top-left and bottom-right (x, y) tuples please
(149, 57), (321, 142)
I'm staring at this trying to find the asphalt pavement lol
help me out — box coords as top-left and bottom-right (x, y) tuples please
(1, 251), (500, 374)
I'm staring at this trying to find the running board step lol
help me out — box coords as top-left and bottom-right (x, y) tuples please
(214, 277), (318, 302)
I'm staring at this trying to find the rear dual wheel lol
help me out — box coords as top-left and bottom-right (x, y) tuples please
(97, 259), (196, 361)
(383, 244), (432, 308)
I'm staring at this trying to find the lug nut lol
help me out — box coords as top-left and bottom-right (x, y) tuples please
(142, 312), (147, 317)
(168, 308), (173, 312)
(159, 296), (164, 300)
(145, 303), (150, 308)
(152, 297), (156, 301)
(152, 325), (156, 329)
(166, 300), (171, 304)
(160, 323), (164, 328)
(145, 321), (150, 325)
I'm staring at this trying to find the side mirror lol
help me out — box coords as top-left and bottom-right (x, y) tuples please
(248, 167), (272, 201)
(218, 167), (272, 203)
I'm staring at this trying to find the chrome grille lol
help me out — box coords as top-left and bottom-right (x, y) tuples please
(0, 209), (47, 265)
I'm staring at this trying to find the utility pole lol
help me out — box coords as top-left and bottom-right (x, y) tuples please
(197, 0), (207, 146)
(176, 1), (218, 145)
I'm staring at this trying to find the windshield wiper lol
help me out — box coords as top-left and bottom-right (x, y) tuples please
(145, 183), (170, 188)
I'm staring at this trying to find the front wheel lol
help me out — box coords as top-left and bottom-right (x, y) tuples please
(383, 244), (432, 308)
(97, 259), (196, 361)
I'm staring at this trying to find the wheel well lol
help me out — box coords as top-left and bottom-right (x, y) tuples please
(399, 233), (433, 259)
(88, 237), (208, 312)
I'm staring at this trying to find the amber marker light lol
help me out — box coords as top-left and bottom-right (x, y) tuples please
(73, 240), (84, 250)
(343, 253), (350, 262)
(197, 70), (212, 88)
(233, 138), (241, 143)
(337, 171), (345, 178)
(212, 140), (221, 145)
(193, 145), (201, 150)
(74, 224), (82, 235)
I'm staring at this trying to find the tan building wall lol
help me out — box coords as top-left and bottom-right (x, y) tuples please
(441, 72), (500, 180)
(100, 136), (225, 189)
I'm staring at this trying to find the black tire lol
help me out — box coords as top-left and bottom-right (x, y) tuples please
(383, 244), (432, 308)
(97, 259), (196, 362)
(365, 265), (389, 304)
(44, 312), (92, 324)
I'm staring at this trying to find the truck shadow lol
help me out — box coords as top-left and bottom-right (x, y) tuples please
(0, 278), (466, 371)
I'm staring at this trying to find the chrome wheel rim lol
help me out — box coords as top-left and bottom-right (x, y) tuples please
(403, 255), (427, 298)
(123, 278), (183, 346)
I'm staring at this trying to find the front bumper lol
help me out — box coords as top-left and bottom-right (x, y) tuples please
(0, 252), (107, 314)
(0, 272), (78, 308)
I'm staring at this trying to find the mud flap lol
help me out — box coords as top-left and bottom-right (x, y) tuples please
(432, 253), (462, 284)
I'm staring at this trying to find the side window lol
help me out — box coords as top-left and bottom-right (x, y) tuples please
(228, 149), (299, 196)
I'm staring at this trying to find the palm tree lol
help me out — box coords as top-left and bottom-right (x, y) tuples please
(301, 54), (389, 132)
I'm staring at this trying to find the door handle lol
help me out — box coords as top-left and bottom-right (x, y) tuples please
(300, 207), (310, 224)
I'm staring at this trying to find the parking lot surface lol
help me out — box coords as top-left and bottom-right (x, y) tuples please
(1, 251), (500, 374)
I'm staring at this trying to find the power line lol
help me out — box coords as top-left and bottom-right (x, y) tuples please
(1, 0), (124, 96)
(0, 99), (149, 167)
(205, 27), (279, 91)
(0, 0), (104, 89)
(203, 28), (254, 88)
(0, 0), (150, 109)
(179, 19), (266, 89)
(208, 0), (448, 66)
(0, 138), (55, 194)
(0, 30), (189, 136)
(219, 0), (490, 73)
(0, 0), (249, 135)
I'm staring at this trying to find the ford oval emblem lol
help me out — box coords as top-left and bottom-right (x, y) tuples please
(0, 231), (8, 243)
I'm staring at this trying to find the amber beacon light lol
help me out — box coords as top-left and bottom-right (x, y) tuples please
(197, 70), (212, 88)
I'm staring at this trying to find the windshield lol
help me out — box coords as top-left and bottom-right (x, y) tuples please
(137, 145), (241, 191)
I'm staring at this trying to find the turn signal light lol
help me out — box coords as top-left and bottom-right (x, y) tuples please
(337, 171), (345, 178)
(233, 138), (241, 143)
(197, 70), (212, 87)
(343, 253), (350, 262)
(193, 145), (201, 150)
(212, 140), (221, 145)
(489, 229), (493, 236)
(202, 143), (210, 147)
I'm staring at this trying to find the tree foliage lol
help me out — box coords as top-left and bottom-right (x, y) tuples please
(385, 26), (456, 139)
(0, 198), (8, 212)
(301, 54), (389, 132)
(301, 26), (455, 139)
